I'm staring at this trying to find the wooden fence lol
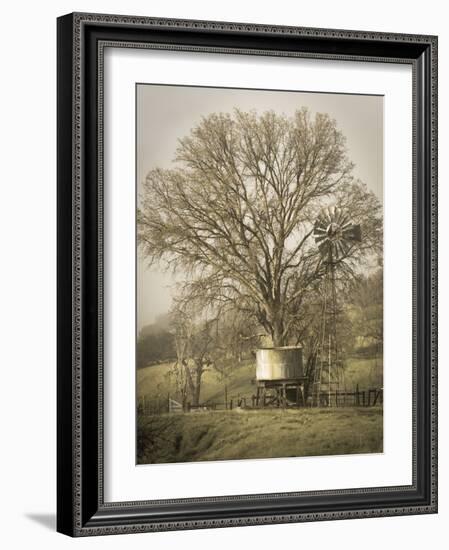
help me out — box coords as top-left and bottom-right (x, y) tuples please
(312, 388), (383, 408)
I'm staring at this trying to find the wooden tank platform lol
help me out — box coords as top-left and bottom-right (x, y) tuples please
(254, 378), (307, 408)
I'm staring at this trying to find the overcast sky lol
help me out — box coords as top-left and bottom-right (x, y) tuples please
(136, 84), (383, 331)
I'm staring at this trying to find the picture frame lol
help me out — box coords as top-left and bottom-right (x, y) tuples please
(57, 12), (438, 536)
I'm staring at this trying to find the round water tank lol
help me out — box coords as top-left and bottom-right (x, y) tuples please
(256, 346), (303, 380)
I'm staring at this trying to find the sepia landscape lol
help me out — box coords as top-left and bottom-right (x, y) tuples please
(136, 84), (383, 465)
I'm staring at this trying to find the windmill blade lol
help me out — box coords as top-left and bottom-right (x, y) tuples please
(313, 225), (327, 235)
(338, 240), (351, 258)
(314, 228), (328, 244)
(314, 219), (327, 228)
(317, 214), (329, 228)
(332, 240), (343, 260)
(330, 240), (341, 260)
(340, 221), (354, 231)
(339, 214), (352, 228)
(314, 217), (327, 231)
(323, 208), (333, 225)
(334, 207), (345, 226)
(315, 234), (328, 244)
(313, 220), (328, 244)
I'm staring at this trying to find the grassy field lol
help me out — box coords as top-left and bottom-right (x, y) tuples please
(137, 355), (383, 405)
(137, 407), (383, 464)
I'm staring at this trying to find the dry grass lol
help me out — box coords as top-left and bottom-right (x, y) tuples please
(137, 407), (383, 464)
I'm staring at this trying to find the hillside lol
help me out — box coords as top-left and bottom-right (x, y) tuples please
(137, 407), (383, 464)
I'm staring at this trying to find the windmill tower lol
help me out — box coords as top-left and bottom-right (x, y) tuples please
(311, 207), (361, 406)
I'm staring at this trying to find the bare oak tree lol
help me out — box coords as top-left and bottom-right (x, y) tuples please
(138, 108), (382, 347)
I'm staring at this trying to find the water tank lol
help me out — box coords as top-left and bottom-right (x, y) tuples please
(256, 346), (303, 380)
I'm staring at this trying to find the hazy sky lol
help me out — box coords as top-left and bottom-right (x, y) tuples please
(137, 84), (383, 331)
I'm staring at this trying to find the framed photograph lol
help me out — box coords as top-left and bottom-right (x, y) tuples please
(57, 12), (438, 536)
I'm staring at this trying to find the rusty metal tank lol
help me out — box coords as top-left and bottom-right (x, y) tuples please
(256, 346), (303, 380)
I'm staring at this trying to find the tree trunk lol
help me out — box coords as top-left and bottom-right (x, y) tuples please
(191, 362), (204, 407)
(271, 317), (286, 347)
(183, 362), (196, 405)
(259, 303), (287, 347)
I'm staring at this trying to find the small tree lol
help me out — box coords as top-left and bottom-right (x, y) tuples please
(169, 302), (215, 407)
(139, 108), (382, 347)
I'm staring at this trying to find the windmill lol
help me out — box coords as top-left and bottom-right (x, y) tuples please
(311, 207), (362, 406)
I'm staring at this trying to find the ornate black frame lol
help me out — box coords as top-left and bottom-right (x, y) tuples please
(57, 12), (438, 537)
